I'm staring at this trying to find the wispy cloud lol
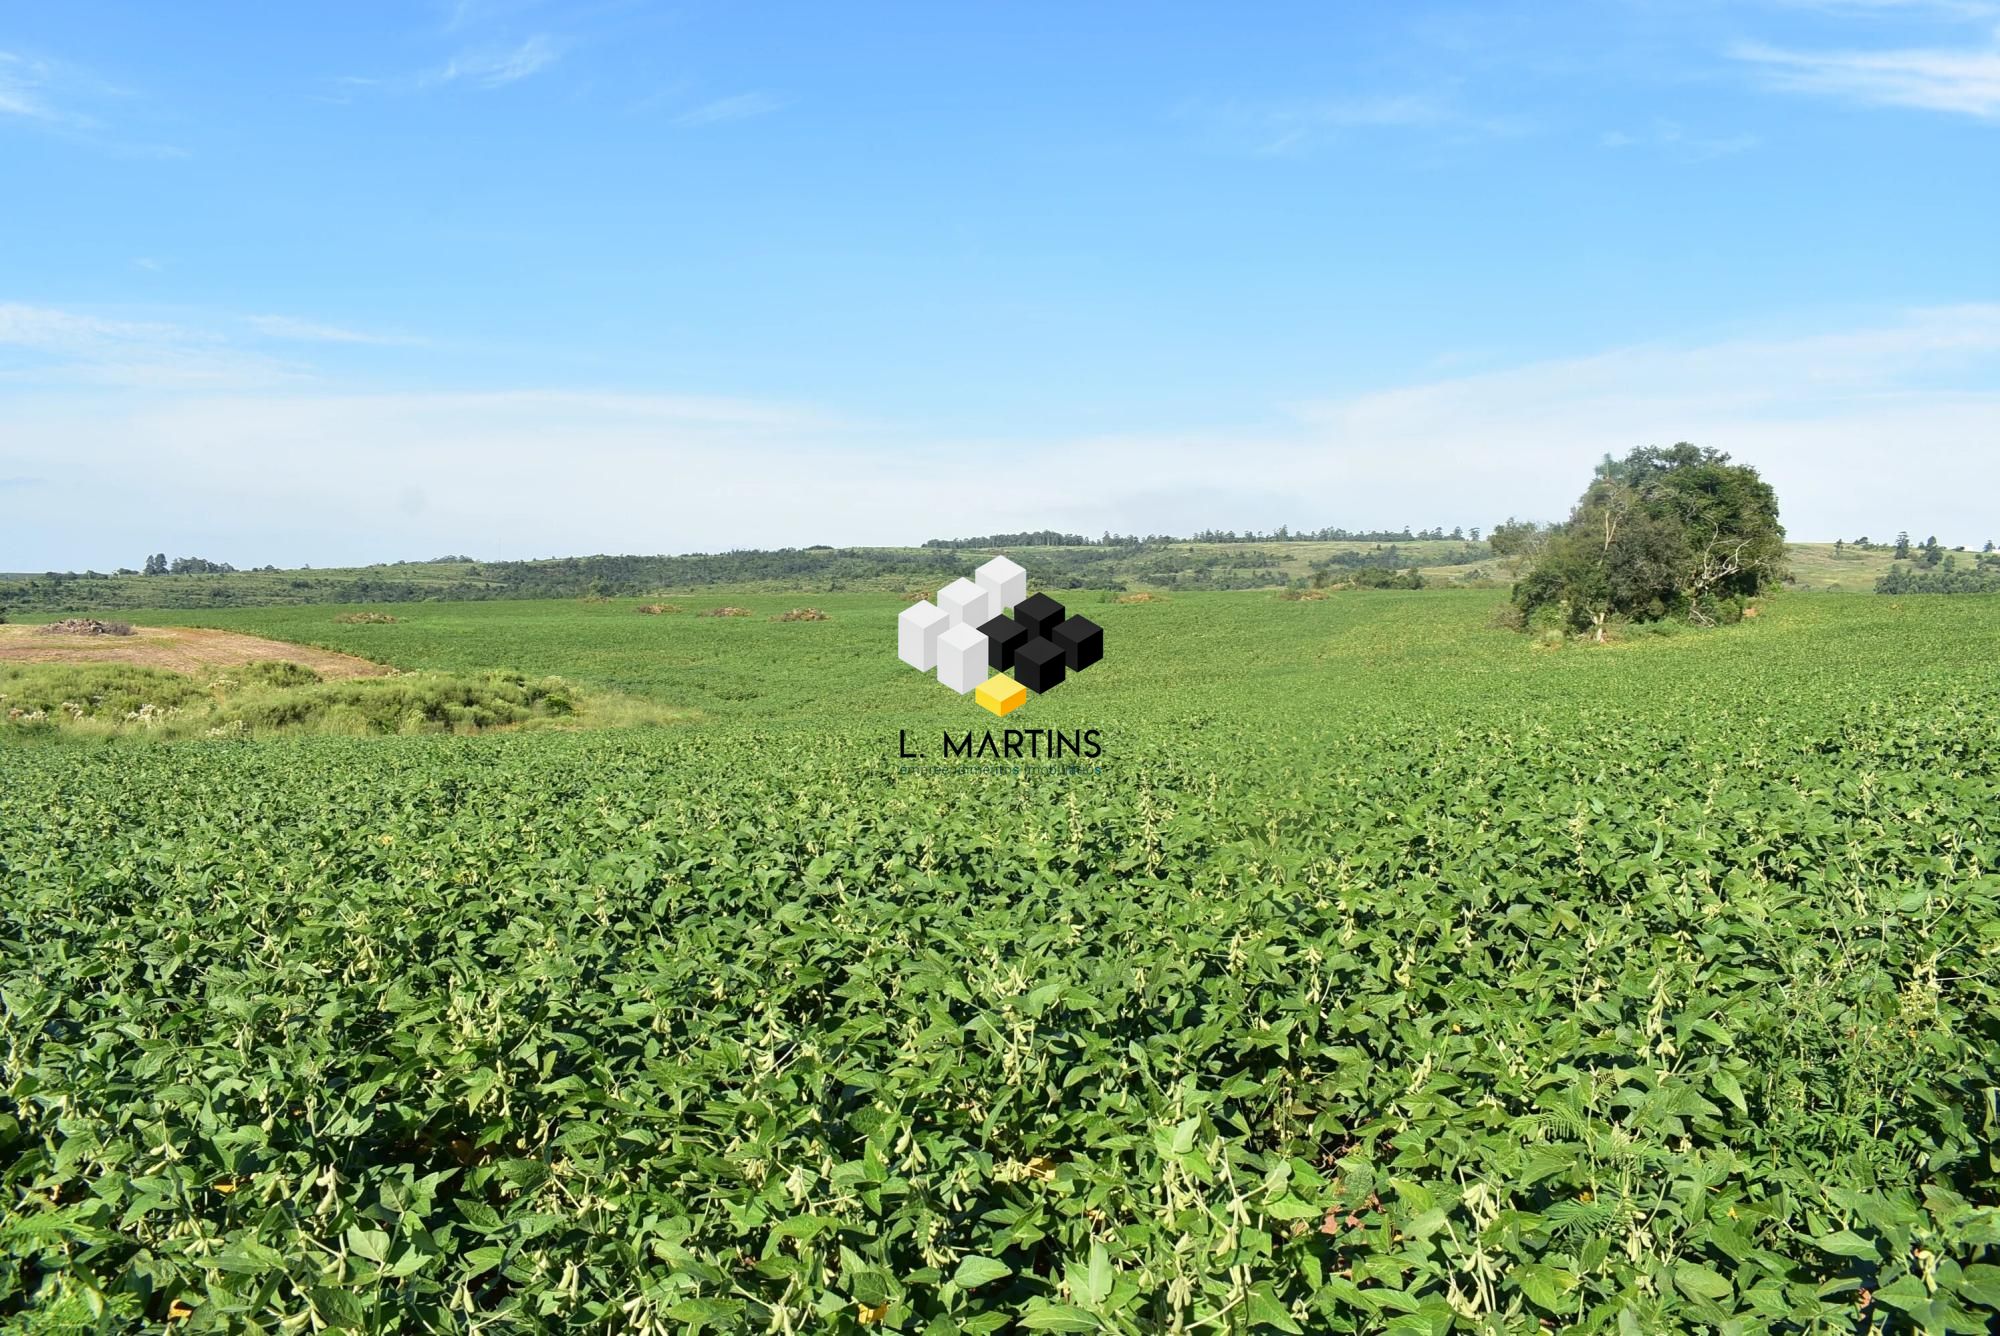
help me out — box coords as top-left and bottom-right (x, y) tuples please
(1182, 93), (1531, 157)
(0, 304), (188, 353)
(0, 48), (119, 131)
(330, 30), (563, 102)
(0, 49), (72, 123)
(1599, 118), (1761, 161)
(1732, 35), (2000, 118)
(8, 303), (1996, 568)
(440, 0), (548, 35)
(1763, 0), (1998, 17)
(0, 303), (297, 389)
(671, 91), (785, 127)
(426, 34), (561, 89)
(0, 47), (185, 155)
(245, 315), (424, 347)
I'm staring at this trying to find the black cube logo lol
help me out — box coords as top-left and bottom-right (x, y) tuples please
(895, 557), (1106, 715)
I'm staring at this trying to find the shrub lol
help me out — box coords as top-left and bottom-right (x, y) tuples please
(1513, 443), (1785, 637)
(1346, 566), (1425, 590)
(234, 661), (322, 689)
(1525, 603), (1569, 637)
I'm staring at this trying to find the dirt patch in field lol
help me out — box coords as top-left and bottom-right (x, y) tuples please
(0, 624), (390, 679)
(39, 618), (136, 635)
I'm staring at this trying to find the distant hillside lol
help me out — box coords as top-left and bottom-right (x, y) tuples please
(0, 539), (1485, 613)
(0, 539), (1887, 615)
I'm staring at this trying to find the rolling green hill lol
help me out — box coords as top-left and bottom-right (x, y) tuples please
(0, 538), (1912, 617)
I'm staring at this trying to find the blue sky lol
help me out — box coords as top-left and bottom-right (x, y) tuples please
(3, 1), (1997, 568)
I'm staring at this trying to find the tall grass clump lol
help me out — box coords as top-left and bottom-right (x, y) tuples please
(0, 664), (616, 740)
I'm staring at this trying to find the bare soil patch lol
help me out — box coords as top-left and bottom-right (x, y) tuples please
(0, 624), (390, 679)
(39, 618), (135, 635)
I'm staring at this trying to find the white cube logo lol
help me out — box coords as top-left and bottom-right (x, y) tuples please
(975, 556), (1027, 612)
(937, 577), (994, 630)
(897, 600), (951, 671)
(935, 622), (988, 694)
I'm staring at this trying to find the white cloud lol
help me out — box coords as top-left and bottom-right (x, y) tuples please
(671, 91), (785, 127)
(1732, 36), (2000, 118)
(4, 304), (1998, 569)
(245, 315), (423, 346)
(1280, 305), (2000, 542)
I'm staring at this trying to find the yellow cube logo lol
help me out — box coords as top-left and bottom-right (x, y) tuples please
(974, 674), (1027, 718)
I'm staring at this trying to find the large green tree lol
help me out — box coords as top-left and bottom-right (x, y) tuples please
(1513, 443), (1785, 639)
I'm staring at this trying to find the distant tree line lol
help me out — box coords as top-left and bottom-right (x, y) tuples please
(1876, 548), (2000, 595)
(5, 525), (1512, 613)
(1890, 533), (1959, 567)
(1328, 565), (1428, 590)
(0, 539), (1321, 612)
(926, 525), (1482, 548)
(142, 553), (243, 575)
(1188, 524), (1479, 543)
(1310, 543), (1487, 574)
(923, 531), (1094, 548)
(1835, 533), (1990, 563)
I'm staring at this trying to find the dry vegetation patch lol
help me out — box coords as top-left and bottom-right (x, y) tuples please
(0, 624), (390, 679)
(637, 603), (681, 615)
(705, 606), (754, 618)
(38, 618), (134, 636)
(334, 611), (399, 624)
(772, 607), (829, 622)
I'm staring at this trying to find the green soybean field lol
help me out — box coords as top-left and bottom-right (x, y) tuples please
(4, 591), (1998, 1333)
